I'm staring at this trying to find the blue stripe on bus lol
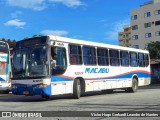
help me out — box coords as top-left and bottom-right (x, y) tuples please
(89, 72), (150, 80)
(51, 76), (73, 82)
(0, 56), (7, 60)
(0, 77), (5, 81)
(51, 70), (150, 82)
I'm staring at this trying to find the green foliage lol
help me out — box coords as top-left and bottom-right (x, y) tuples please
(147, 41), (160, 59)
(24, 34), (44, 39)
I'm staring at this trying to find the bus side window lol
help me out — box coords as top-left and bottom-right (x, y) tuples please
(144, 54), (149, 67)
(69, 44), (82, 65)
(97, 48), (109, 66)
(130, 52), (138, 67)
(109, 49), (120, 66)
(83, 46), (96, 65)
(138, 53), (145, 67)
(120, 51), (129, 66)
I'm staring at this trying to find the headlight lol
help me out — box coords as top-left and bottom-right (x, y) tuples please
(35, 84), (47, 88)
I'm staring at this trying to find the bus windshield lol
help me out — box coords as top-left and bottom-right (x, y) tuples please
(0, 42), (9, 53)
(12, 45), (49, 78)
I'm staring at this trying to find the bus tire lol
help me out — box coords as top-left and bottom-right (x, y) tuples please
(102, 89), (113, 94)
(73, 79), (81, 99)
(126, 78), (138, 93)
(42, 95), (50, 100)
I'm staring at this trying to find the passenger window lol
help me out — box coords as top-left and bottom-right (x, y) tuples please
(83, 46), (96, 65)
(130, 52), (138, 67)
(144, 54), (149, 67)
(120, 51), (129, 66)
(69, 45), (82, 65)
(97, 48), (109, 66)
(138, 53), (145, 67)
(110, 49), (120, 66)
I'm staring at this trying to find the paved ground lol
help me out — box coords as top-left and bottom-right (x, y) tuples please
(0, 85), (160, 120)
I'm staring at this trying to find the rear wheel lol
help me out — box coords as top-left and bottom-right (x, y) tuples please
(73, 79), (81, 99)
(102, 89), (113, 94)
(126, 78), (138, 93)
(41, 95), (50, 100)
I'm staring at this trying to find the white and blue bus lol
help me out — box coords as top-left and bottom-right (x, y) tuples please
(12, 36), (150, 99)
(0, 41), (12, 93)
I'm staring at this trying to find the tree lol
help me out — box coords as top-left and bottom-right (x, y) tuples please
(146, 41), (160, 59)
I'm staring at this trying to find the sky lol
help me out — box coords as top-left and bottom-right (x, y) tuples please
(0, 0), (150, 45)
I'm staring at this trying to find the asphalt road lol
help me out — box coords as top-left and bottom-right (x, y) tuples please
(0, 85), (160, 120)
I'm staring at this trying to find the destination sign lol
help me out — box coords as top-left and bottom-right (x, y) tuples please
(16, 36), (48, 48)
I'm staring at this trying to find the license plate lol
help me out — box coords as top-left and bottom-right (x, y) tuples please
(23, 91), (29, 95)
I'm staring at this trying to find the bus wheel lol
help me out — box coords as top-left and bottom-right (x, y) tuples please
(42, 95), (50, 100)
(126, 78), (138, 93)
(102, 89), (113, 94)
(73, 79), (81, 99)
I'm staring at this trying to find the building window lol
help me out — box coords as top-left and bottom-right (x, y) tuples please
(145, 33), (152, 38)
(132, 25), (138, 30)
(155, 20), (160, 26)
(144, 22), (151, 28)
(126, 40), (129, 43)
(145, 43), (149, 48)
(144, 12), (151, 17)
(155, 10), (160, 15)
(133, 45), (139, 49)
(132, 35), (138, 40)
(131, 15), (137, 20)
(126, 34), (129, 37)
(155, 31), (160, 36)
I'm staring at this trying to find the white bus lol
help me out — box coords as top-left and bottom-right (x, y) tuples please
(12, 36), (150, 99)
(0, 41), (12, 93)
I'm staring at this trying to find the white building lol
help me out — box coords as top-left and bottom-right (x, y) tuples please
(130, 0), (160, 49)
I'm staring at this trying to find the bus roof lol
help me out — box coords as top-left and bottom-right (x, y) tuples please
(16, 35), (149, 54)
(49, 35), (149, 54)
